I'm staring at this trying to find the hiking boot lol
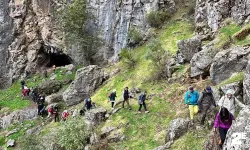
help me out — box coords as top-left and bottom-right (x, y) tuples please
(145, 111), (149, 113)
(137, 111), (142, 114)
(129, 108), (132, 110)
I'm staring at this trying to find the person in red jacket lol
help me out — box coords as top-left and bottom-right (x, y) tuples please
(47, 106), (53, 118)
(61, 110), (70, 121)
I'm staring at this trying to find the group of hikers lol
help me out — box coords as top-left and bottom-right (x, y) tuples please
(184, 86), (245, 148)
(107, 87), (149, 113)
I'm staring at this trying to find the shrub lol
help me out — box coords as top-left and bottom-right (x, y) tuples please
(19, 135), (45, 150)
(57, 117), (90, 150)
(146, 38), (172, 80)
(146, 10), (171, 28)
(127, 27), (143, 46)
(120, 48), (137, 68)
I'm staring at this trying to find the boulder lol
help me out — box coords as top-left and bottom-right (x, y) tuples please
(223, 107), (250, 149)
(243, 60), (250, 105)
(0, 108), (37, 129)
(57, 64), (75, 72)
(37, 80), (62, 95)
(101, 126), (117, 138)
(190, 40), (219, 77)
(63, 65), (104, 106)
(165, 118), (190, 143)
(45, 93), (63, 104)
(107, 129), (125, 143)
(210, 46), (250, 84)
(177, 36), (202, 63)
(7, 139), (15, 148)
(85, 107), (107, 127)
(90, 133), (99, 145)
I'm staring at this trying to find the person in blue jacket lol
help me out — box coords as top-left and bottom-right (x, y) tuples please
(184, 86), (199, 120)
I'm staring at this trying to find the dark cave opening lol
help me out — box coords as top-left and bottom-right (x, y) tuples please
(38, 44), (73, 68)
(46, 52), (72, 67)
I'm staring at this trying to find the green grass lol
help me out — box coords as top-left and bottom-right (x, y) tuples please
(158, 21), (194, 53)
(0, 119), (41, 148)
(171, 130), (209, 150)
(0, 68), (76, 113)
(218, 72), (244, 87)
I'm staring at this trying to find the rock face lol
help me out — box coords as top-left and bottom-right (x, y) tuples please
(210, 46), (250, 84)
(0, 0), (13, 89)
(63, 65), (104, 106)
(88, 0), (176, 59)
(195, 0), (250, 34)
(45, 93), (63, 104)
(243, 60), (250, 105)
(85, 107), (107, 127)
(0, 108), (37, 129)
(38, 80), (62, 95)
(165, 118), (190, 143)
(223, 107), (250, 149)
(177, 36), (202, 63)
(190, 40), (219, 77)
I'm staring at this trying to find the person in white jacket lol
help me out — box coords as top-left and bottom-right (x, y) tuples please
(218, 89), (245, 115)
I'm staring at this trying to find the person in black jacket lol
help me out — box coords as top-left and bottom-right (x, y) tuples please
(198, 86), (216, 125)
(122, 87), (131, 110)
(138, 91), (149, 113)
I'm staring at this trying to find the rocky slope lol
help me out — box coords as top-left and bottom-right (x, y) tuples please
(1, 0), (250, 150)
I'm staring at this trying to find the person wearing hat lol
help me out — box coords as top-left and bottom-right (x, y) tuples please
(184, 86), (200, 120)
(198, 86), (216, 125)
(218, 89), (245, 115)
(108, 89), (117, 109)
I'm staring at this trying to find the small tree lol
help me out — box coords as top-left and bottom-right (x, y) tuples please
(146, 10), (171, 28)
(57, 117), (90, 150)
(146, 38), (172, 80)
(127, 27), (143, 47)
(120, 48), (137, 68)
(56, 0), (101, 65)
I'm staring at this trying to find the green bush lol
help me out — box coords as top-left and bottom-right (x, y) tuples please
(146, 38), (172, 80)
(146, 10), (171, 28)
(57, 117), (90, 150)
(19, 135), (45, 150)
(127, 27), (143, 45)
(120, 48), (137, 68)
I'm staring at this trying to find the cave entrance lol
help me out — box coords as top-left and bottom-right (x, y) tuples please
(46, 52), (72, 67)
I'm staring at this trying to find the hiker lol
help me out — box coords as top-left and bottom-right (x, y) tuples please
(37, 101), (45, 116)
(218, 89), (245, 115)
(84, 98), (93, 111)
(47, 106), (53, 118)
(31, 87), (38, 102)
(52, 65), (56, 73)
(184, 86), (199, 120)
(61, 110), (70, 121)
(53, 105), (59, 122)
(21, 80), (25, 90)
(108, 89), (117, 109)
(37, 95), (45, 104)
(22, 86), (30, 97)
(213, 107), (235, 148)
(138, 91), (149, 113)
(80, 108), (86, 116)
(25, 70), (30, 79)
(122, 87), (131, 110)
(198, 86), (216, 125)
